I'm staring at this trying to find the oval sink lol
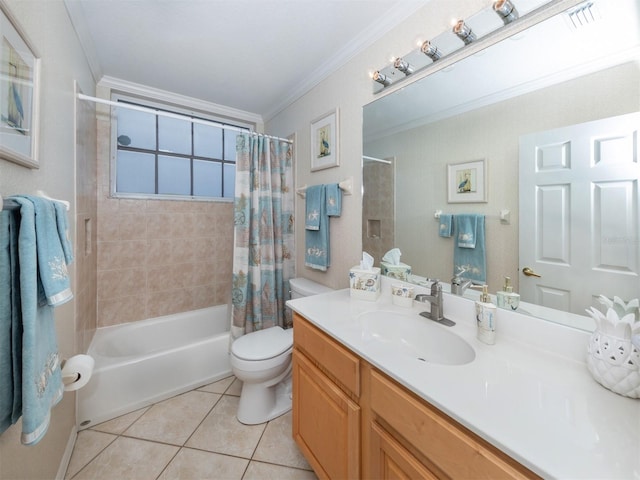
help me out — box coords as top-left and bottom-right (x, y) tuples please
(358, 311), (475, 365)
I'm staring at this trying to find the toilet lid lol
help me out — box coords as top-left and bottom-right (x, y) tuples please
(231, 326), (293, 361)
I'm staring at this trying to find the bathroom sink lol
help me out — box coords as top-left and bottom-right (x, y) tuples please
(358, 311), (475, 365)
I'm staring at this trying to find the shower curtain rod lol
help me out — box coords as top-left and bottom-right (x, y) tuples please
(77, 93), (293, 144)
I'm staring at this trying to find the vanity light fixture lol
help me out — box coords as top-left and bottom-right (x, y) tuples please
(453, 19), (476, 45)
(372, 70), (391, 86)
(393, 57), (414, 75)
(420, 40), (442, 61)
(493, 0), (519, 24)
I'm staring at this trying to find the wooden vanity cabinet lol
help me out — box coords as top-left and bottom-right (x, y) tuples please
(367, 367), (539, 479)
(292, 313), (361, 479)
(292, 313), (539, 480)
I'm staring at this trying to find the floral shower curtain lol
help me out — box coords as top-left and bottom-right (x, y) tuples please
(230, 133), (295, 340)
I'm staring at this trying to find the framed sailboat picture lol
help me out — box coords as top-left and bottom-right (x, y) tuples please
(0, 0), (40, 168)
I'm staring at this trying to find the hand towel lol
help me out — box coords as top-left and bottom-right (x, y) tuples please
(326, 183), (342, 217)
(305, 185), (323, 230)
(13, 196), (73, 306)
(305, 185), (330, 270)
(10, 197), (64, 445)
(439, 214), (454, 238)
(0, 210), (22, 435)
(53, 201), (73, 265)
(456, 214), (477, 248)
(454, 214), (486, 283)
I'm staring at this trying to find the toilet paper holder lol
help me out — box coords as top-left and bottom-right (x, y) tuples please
(60, 354), (95, 391)
(62, 370), (81, 386)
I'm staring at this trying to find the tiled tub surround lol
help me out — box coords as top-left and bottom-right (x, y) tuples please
(96, 108), (234, 328)
(287, 277), (640, 479)
(66, 376), (317, 480)
(96, 197), (233, 327)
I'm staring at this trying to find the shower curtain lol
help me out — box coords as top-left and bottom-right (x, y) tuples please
(230, 133), (294, 340)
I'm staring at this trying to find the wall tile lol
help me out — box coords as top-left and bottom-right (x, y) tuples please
(99, 295), (146, 327)
(95, 176), (233, 324)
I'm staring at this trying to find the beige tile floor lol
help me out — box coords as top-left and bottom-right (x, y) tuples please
(65, 376), (318, 480)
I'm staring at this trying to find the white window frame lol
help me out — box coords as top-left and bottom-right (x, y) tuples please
(109, 92), (254, 202)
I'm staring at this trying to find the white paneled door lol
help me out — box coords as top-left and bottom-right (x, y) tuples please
(519, 112), (640, 315)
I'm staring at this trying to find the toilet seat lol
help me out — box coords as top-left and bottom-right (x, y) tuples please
(231, 326), (293, 361)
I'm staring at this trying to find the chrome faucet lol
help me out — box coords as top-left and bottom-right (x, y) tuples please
(415, 280), (455, 326)
(451, 276), (474, 296)
(451, 267), (473, 296)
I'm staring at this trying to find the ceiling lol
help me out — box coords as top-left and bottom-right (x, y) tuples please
(64, 0), (425, 121)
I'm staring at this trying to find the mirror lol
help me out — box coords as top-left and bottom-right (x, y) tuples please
(363, 0), (640, 331)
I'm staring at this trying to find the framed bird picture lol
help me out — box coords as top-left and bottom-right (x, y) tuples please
(447, 159), (487, 203)
(0, 1), (40, 169)
(310, 108), (339, 171)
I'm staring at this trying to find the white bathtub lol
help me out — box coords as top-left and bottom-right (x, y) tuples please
(77, 305), (231, 428)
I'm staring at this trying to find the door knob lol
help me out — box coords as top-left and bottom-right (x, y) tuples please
(522, 267), (541, 278)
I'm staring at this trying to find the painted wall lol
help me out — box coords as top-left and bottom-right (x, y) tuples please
(0, 0), (96, 478)
(266, 0), (488, 290)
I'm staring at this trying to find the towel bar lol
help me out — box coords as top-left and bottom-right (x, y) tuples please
(296, 177), (353, 198)
(434, 209), (510, 224)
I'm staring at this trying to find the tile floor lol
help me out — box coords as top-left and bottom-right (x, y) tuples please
(65, 376), (318, 480)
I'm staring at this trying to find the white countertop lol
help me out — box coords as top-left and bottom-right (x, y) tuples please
(287, 278), (640, 480)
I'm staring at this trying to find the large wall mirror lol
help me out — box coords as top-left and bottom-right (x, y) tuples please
(363, 0), (640, 331)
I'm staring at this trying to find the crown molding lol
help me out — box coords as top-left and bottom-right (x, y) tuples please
(263, 1), (429, 121)
(98, 76), (264, 127)
(63, 0), (103, 83)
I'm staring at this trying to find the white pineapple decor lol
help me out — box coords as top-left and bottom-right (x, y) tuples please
(585, 296), (640, 399)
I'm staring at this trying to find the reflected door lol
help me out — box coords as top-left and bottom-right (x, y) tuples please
(519, 112), (640, 314)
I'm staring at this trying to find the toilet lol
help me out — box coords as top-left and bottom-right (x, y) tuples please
(230, 277), (333, 425)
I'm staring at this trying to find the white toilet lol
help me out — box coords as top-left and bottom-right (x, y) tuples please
(230, 277), (333, 425)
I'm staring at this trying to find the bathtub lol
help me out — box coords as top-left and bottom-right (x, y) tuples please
(77, 305), (231, 428)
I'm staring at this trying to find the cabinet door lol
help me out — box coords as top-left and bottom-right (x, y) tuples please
(370, 421), (440, 480)
(293, 349), (360, 480)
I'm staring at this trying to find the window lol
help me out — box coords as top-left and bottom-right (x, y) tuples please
(112, 94), (251, 200)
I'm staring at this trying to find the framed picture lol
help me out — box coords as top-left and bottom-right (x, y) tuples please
(310, 108), (339, 171)
(0, 1), (40, 169)
(447, 159), (487, 203)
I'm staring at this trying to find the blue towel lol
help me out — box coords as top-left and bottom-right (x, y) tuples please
(305, 185), (323, 231)
(305, 185), (330, 271)
(0, 210), (22, 435)
(14, 196), (73, 306)
(53, 201), (73, 265)
(439, 214), (453, 238)
(454, 215), (486, 283)
(326, 183), (342, 217)
(11, 197), (64, 445)
(456, 214), (477, 248)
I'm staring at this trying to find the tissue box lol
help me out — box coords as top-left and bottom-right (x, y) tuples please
(349, 266), (381, 301)
(380, 262), (412, 281)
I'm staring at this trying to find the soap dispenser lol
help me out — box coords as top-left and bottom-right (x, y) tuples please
(496, 276), (520, 311)
(474, 285), (496, 345)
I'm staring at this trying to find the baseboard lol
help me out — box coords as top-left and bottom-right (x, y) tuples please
(56, 426), (77, 480)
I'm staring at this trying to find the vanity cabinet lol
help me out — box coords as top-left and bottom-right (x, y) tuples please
(292, 313), (361, 479)
(368, 367), (538, 479)
(292, 313), (539, 480)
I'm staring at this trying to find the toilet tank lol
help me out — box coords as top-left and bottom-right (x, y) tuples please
(289, 277), (333, 299)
